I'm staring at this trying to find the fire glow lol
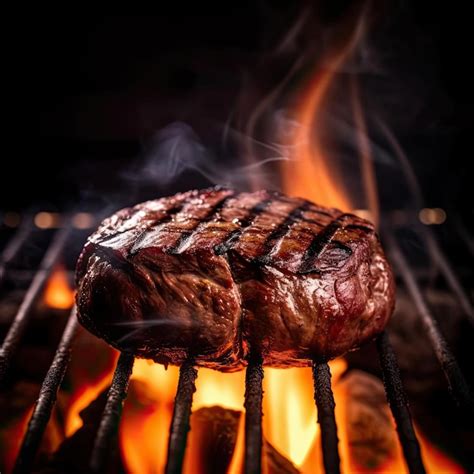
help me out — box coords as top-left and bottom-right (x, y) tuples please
(33, 12), (464, 474)
(118, 361), (345, 473)
(43, 264), (75, 310)
(113, 360), (461, 473)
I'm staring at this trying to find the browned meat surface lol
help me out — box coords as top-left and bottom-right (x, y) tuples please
(76, 187), (395, 371)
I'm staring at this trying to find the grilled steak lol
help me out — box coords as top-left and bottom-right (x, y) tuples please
(76, 187), (395, 371)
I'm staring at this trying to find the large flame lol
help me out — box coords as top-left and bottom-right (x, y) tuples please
(263, 359), (346, 467)
(279, 10), (381, 226)
(116, 358), (463, 473)
(36, 11), (463, 472)
(63, 343), (119, 437)
(64, 363), (118, 437)
(281, 65), (352, 212)
(63, 72), (461, 474)
(119, 361), (179, 474)
(118, 361), (345, 474)
(280, 12), (366, 213)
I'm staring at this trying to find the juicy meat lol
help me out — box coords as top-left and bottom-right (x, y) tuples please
(76, 187), (395, 371)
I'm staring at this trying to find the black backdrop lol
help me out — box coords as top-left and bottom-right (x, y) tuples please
(2, 3), (473, 219)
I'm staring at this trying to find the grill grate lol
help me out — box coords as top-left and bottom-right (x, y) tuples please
(90, 352), (134, 473)
(0, 223), (72, 385)
(165, 361), (198, 474)
(13, 308), (78, 473)
(0, 211), (472, 474)
(244, 358), (264, 474)
(312, 362), (340, 474)
(0, 216), (33, 287)
(376, 331), (425, 474)
(385, 233), (473, 412)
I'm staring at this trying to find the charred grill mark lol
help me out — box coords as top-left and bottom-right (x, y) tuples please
(253, 202), (311, 265)
(214, 199), (273, 255)
(330, 240), (353, 255)
(96, 206), (179, 245)
(308, 208), (334, 217)
(168, 192), (236, 254)
(95, 226), (133, 244)
(299, 216), (326, 226)
(345, 224), (374, 233)
(298, 214), (350, 274)
(128, 205), (184, 257)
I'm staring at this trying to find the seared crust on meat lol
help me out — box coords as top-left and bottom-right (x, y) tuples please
(76, 186), (395, 371)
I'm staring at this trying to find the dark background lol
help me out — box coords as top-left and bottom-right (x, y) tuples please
(2, 3), (472, 218)
(1, 5), (472, 469)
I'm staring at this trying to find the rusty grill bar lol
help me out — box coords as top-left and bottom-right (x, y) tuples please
(0, 213), (472, 473)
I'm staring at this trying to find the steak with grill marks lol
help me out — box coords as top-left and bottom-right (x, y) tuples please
(76, 187), (395, 371)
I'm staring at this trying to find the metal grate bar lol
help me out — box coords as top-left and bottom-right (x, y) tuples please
(165, 360), (198, 474)
(377, 331), (426, 474)
(0, 224), (72, 387)
(3, 212), (471, 473)
(90, 352), (135, 473)
(423, 230), (474, 325)
(386, 234), (474, 411)
(312, 361), (340, 474)
(244, 358), (264, 474)
(0, 217), (32, 286)
(14, 306), (79, 473)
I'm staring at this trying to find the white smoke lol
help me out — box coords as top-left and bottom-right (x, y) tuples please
(123, 122), (289, 191)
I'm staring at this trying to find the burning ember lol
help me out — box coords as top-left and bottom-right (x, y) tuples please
(110, 358), (462, 473)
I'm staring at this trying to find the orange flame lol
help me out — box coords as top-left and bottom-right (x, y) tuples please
(281, 66), (352, 212)
(65, 371), (116, 437)
(416, 431), (465, 474)
(280, 13), (366, 212)
(45, 11), (461, 472)
(272, 7), (460, 473)
(43, 264), (75, 309)
(116, 358), (463, 473)
(263, 359), (346, 467)
(1, 407), (33, 473)
(63, 344), (119, 437)
(118, 360), (349, 473)
(119, 361), (179, 473)
(371, 428), (465, 474)
(299, 371), (464, 474)
(119, 362), (247, 474)
(279, 10), (383, 227)
(227, 412), (245, 474)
